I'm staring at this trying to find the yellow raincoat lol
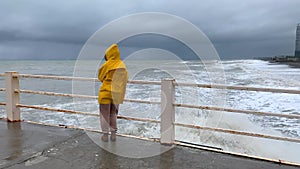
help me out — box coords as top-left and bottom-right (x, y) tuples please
(98, 44), (128, 104)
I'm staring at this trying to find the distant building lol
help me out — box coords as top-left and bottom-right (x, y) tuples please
(295, 23), (300, 57)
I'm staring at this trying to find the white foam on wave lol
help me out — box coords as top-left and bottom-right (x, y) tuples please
(173, 107), (300, 163)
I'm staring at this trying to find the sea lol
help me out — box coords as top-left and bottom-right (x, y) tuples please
(0, 59), (299, 163)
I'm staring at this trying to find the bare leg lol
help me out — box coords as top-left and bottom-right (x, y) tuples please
(110, 104), (119, 141)
(110, 104), (119, 132)
(100, 104), (111, 142)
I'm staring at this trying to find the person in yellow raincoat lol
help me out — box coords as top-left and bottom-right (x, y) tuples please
(98, 44), (128, 142)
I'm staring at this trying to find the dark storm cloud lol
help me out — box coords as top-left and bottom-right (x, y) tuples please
(0, 0), (300, 60)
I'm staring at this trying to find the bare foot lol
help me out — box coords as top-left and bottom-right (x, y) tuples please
(101, 133), (108, 142)
(111, 132), (116, 142)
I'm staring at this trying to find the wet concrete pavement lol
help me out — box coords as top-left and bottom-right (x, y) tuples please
(0, 120), (299, 169)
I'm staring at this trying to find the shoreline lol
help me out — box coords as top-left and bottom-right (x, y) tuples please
(267, 60), (300, 69)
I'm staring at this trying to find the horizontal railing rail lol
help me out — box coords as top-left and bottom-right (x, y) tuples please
(18, 89), (98, 99)
(174, 103), (300, 119)
(174, 122), (300, 143)
(16, 89), (161, 104)
(17, 73), (162, 85)
(1, 71), (300, 165)
(17, 103), (160, 124)
(128, 80), (161, 85)
(124, 98), (161, 104)
(18, 74), (98, 82)
(175, 82), (300, 94)
(16, 73), (300, 94)
(17, 104), (98, 116)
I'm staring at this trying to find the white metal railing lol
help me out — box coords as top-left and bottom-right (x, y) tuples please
(16, 74), (300, 119)
(1, 72), (300, 148)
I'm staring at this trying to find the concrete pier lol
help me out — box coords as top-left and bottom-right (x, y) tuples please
(0, 120), (299, 169)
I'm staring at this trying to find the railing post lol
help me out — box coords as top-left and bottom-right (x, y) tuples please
(5, 71), (20, 122)
(160, 79), (175, 144)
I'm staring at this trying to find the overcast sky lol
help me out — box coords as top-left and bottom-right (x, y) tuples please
(1, 0), (300, 60)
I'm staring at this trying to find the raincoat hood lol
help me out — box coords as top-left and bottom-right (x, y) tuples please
(105, 44), (120, 60)
(98, 44), (126, 82)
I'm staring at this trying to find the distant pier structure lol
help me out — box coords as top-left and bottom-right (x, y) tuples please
(295, 23), (300, 57)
